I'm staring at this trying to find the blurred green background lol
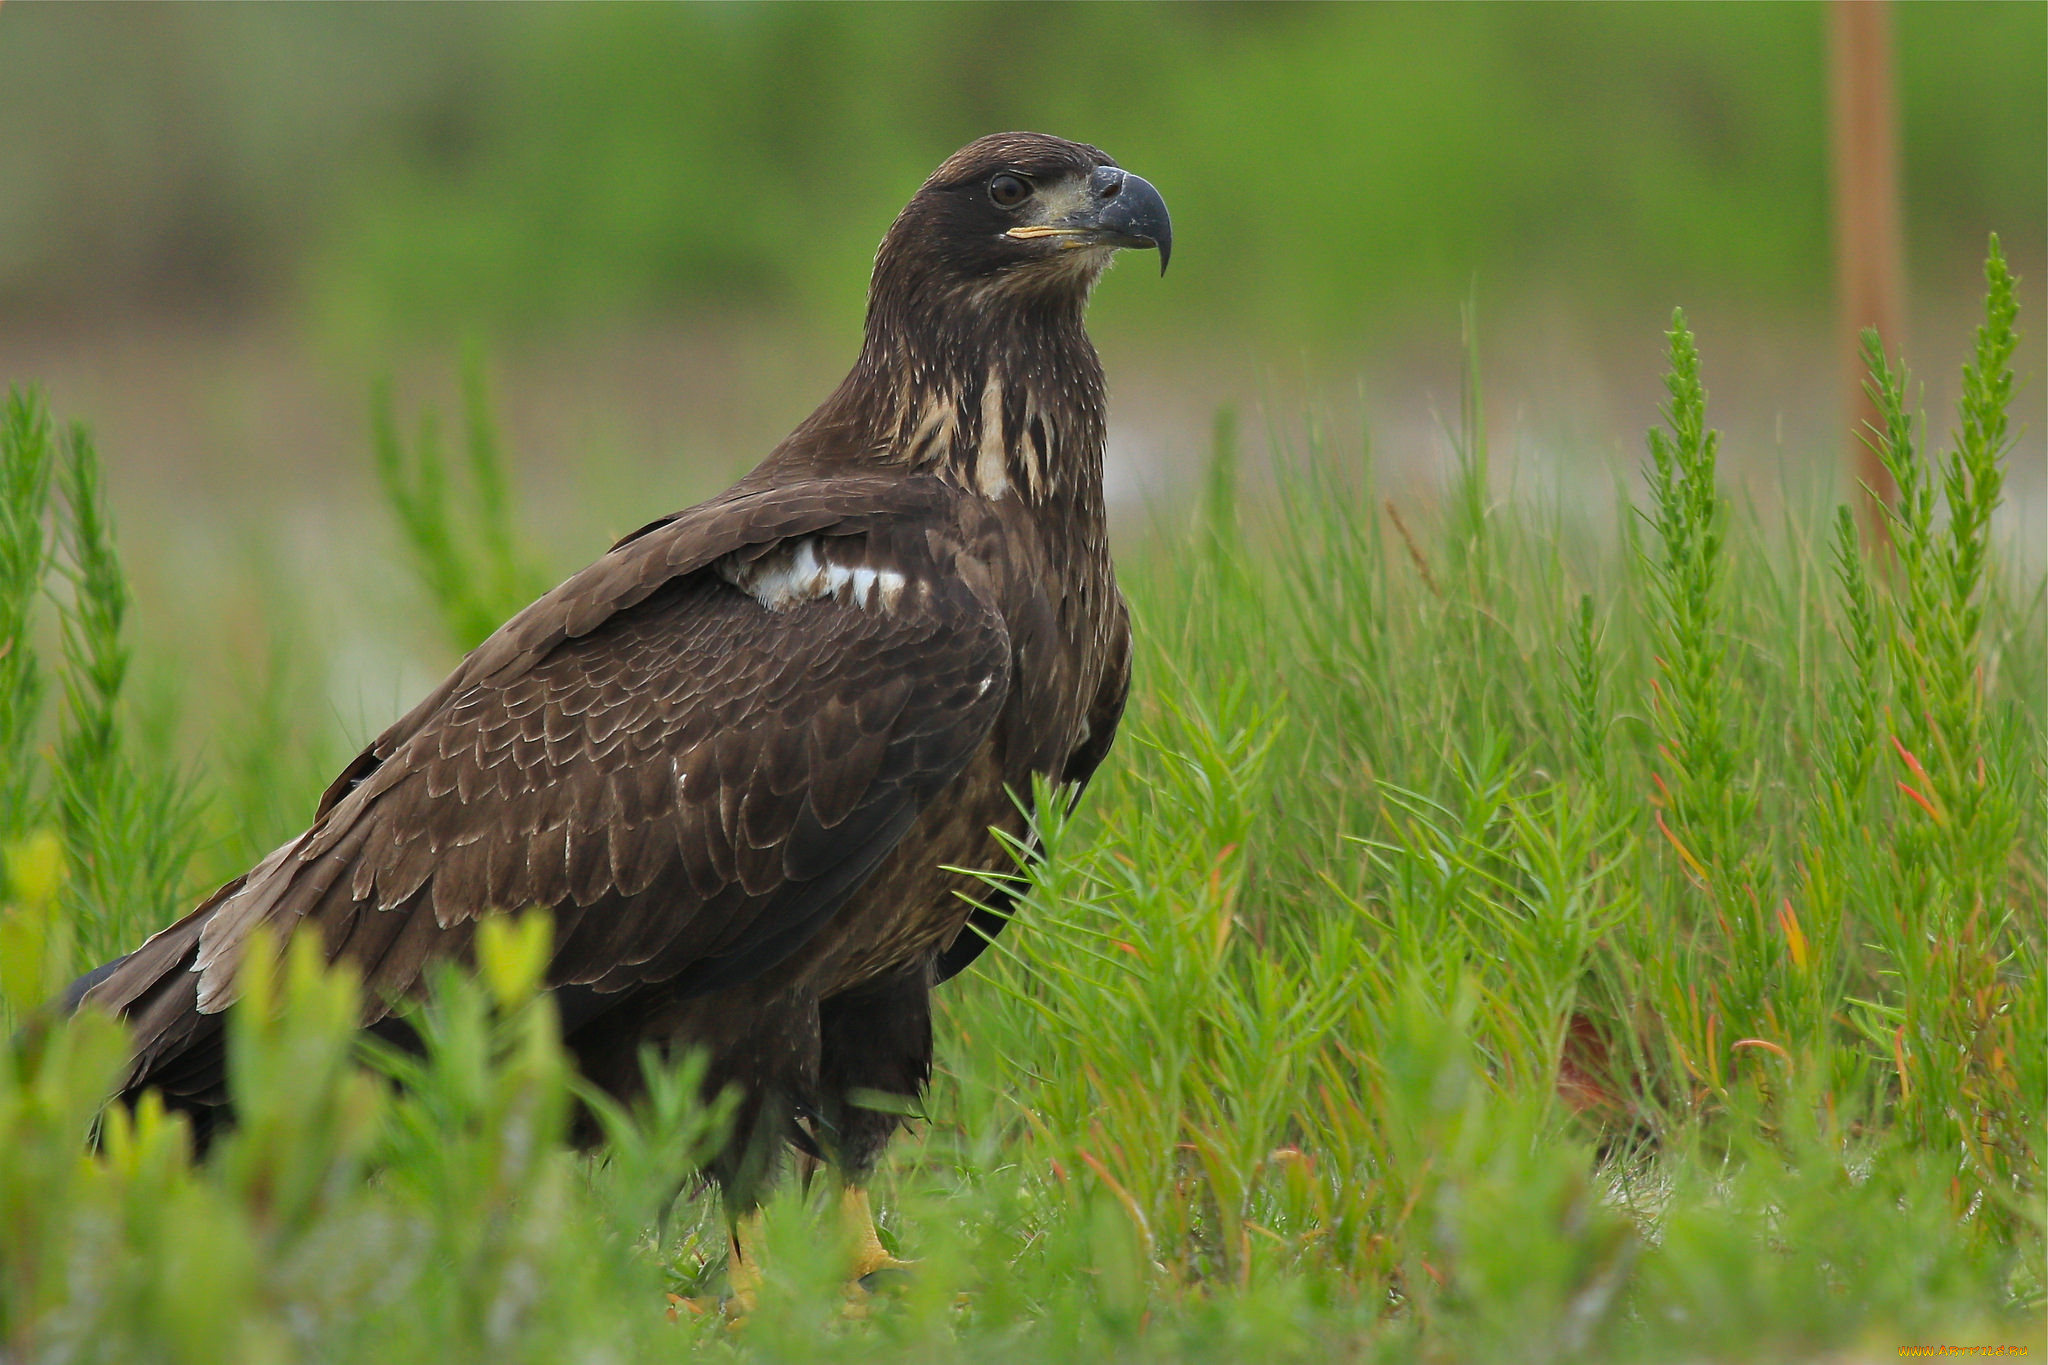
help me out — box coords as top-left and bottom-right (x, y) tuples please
(0, 1), (2039, 662)
(2, 2), (2042, 340)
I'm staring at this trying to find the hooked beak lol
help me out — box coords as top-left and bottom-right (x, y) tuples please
(1086, 166), (1172, 275)
(1007, 165), (1173, 275)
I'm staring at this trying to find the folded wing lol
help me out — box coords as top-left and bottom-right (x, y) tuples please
(83, 476), (1010, 1101)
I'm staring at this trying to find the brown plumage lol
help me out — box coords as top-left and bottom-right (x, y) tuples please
(66, 132), (1170, 1208)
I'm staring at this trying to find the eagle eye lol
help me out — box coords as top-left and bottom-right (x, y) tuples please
(988, 173), (1030, 208)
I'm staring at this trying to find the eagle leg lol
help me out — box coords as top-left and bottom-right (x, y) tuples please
(812, 966), (930, 1294)
(816, 964), (932, 1173)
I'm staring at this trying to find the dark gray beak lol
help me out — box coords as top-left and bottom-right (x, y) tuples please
(1086, 165), (1173, 275)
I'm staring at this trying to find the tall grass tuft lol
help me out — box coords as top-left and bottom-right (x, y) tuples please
(1640, 311), (1753, 907)
(49, 421), (197, 966)
(0, 392), (57, 843)
(0, 390), (195, 980)
(1857, 237), (2036, 1222)
(371, 355), (548, 654)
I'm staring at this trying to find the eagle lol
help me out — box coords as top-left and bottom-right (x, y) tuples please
(60, 132), (1169, 1306)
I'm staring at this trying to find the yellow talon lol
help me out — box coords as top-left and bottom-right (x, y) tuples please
(708, 1191), (908, 1322)
(724, 1208), (767, 1322)
(841, 1185), (915, 1283)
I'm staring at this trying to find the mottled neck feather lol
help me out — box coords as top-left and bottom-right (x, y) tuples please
(776, 271), (1109, 513)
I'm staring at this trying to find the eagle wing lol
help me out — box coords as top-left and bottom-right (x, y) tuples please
(86, 474), (1011, 1091)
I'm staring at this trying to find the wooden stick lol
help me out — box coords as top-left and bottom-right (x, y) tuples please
(1829, 0), (1905, 540)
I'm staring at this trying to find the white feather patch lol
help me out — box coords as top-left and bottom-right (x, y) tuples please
(720, 538), (908, 613)
(974, 380), (1010, 499)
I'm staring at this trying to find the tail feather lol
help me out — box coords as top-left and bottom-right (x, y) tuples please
(53, 952), (135, 1016)
(56, 870), (251, 1131)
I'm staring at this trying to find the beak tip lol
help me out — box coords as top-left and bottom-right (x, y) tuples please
(1095, 168), (1171, 281)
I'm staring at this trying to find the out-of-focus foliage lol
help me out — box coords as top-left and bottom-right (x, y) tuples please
(0, 918), (732, 1364)
(370, 358), (550, 653)
(0, 2), (2039, 347)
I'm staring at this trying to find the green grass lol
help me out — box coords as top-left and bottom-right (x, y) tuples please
(1, 245), (2041, 1361)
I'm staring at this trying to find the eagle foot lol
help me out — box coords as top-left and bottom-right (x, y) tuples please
(841, 1185), (917, 1286)
(720, 1208), (767, 1324)
(669, 1191), (913, 1324)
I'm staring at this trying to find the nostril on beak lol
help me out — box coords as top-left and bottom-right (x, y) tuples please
(1101, 177), (1122, 200)
(1092, 166), (1126, 200)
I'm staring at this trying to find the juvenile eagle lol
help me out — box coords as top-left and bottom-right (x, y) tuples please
(64, 131), (1168, 1297)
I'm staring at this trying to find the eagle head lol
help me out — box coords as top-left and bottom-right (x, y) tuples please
(874, 132), (1172, 304)
(808, 132), (1169, 499)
